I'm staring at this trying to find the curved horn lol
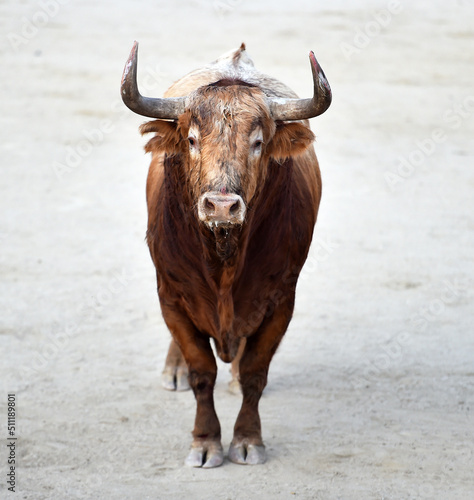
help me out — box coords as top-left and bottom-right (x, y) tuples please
(269, 51), (332, 121)
(121, 41), (186, 119)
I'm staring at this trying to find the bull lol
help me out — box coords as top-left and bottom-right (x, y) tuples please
(121, 42), (331, 467)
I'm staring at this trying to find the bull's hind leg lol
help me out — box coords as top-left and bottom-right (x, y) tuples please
(229, 309), (291, 465)
(228, 338), (246, 394)
(162, 338), (190, 391)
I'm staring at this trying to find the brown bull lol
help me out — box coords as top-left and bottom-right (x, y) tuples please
(121, 42), (331, 467)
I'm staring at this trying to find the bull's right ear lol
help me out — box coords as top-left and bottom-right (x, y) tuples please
(139, 120), (181, 154)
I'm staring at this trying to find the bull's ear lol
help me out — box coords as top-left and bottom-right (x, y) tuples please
(268, 122), (315, 160)
(139, 120), (181, 154)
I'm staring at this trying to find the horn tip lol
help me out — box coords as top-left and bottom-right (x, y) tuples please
(309, 50), (319, 71)
(309, 50), (331, 96)
(130, 40), (139, 59)
(122, 40), (138, 83)
(121, 41), (139, 92)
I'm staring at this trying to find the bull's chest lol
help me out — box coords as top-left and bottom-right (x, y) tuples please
(160, 248), (289, 346)
(169, 265), (238, 341)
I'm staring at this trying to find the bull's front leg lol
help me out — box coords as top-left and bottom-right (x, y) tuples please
(162, 307), (223, 468)
(229, 307), (291, 465)
(185, 336), (223, 468)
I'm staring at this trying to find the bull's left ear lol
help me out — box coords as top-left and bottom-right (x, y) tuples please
(268, 122), (315, 160)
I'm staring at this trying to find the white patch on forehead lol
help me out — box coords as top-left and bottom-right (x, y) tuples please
(214, 46), (255, 66)
(191, 45), (266, 88)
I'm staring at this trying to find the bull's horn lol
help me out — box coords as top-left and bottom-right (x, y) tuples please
(268, 51), (332, 121)
(121, 41), (186, 119)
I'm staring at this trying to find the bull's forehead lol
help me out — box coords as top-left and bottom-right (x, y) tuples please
(185, 82), (272, 136)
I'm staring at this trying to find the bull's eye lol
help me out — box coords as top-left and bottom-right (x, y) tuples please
(187, 135), (199, 152)
(249, 127), (264, 156)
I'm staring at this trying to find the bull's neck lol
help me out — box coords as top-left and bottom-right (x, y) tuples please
(198, 224), (248, 290)
(163, 154), (247, 288)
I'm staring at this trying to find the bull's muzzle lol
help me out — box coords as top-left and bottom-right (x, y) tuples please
(198, 192), (246, 227)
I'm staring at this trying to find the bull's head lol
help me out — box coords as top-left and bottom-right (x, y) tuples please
(121, 43), (331, 257)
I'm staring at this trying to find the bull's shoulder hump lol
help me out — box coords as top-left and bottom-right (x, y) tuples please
(164, 45), (299, 100)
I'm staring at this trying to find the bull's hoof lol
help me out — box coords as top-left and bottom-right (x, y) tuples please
(228, 440), (266, 465)
(161, 366), (190, 391)
(185, 440), (224, 468)
(228, 377), (241, 395)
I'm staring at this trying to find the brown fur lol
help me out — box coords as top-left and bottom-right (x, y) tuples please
(142, 67), (322, 463)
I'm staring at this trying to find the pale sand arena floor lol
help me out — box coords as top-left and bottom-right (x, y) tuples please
(1, 1), (473, 498)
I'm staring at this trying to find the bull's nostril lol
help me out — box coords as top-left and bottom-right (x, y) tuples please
(230, 201), (240, 214)
(205, 199), (215, 212)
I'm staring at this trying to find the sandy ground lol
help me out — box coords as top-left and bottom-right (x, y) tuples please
(1, 0), (473, 498)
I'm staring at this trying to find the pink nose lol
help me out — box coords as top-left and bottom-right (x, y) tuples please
(198, 192), (246, 226)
